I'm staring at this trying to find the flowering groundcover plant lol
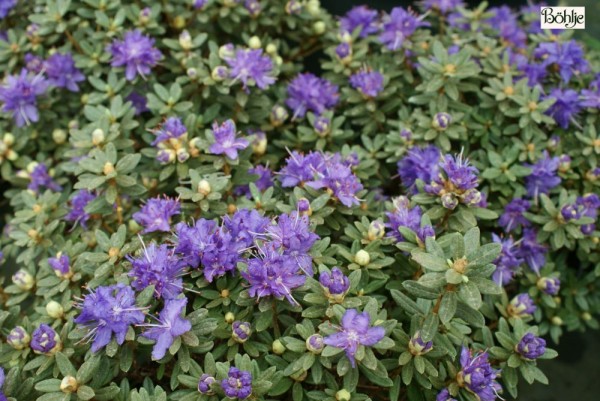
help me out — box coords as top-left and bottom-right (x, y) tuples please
(0, 0), (599, 400)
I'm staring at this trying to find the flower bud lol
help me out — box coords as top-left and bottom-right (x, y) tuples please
(306, 0), (321, 16)
(219, 43), (235, 59)
(197, 179), (211, 196)
(52, 129), (67, 144)
(266, 43), (277, 55)
(432, 112), (452, 130)
(319, 267), (350, 303)
(336, 389), (352, 401)
(12, 269), (34, 290)
(306, 334), (324, 354)
(232, 321), (252, 343)
(272, 339), (286, 355)
(3, 132), (15, 146)
(225, 312), (235, 324)
(408, 331), (433, 356)
(172, 16), (186, 29)
(507, 293), (537, 318)
(128, 219), (142, 234)
(297, 198), (312, 215)
(7, 326), (31, 350)
(177, 148), (190, 163)
(582, 312), (592, 321)
(515, 333), (546, 360)
(198, 374), (216, 395)
(211, 66), (229, 81)
(187, 68), (198, 79)
(558, 154), (571, 172)
(368, 220), (385, 241)
(441, 193), (459, 210)
(103, 161), (115, 175)
(335, 43), (352, 63)
(248, 36), (261, 49)
(537, 277), (560, 296)
(313, 21), (326, 35)
(31, 324), (62, 355)
(285, 0), (302, 15)
(46, 300), (64, 318)
(314, 116), (330, 137)
(462, 189), (481, 206)
(179, 30), (192, 50)
(355, 249), (370, 266)
(290, 370), (307, 382)
(270, 105), (289, 127)
(251, 131), (267, 155)
(139, 7), (151, 24)
(552, 316), (563, 326)
(26, 161), (38, 174)
(60, 376), (78, 393)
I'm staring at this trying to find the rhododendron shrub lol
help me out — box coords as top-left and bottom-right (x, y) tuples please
(1, 1), (600, 401)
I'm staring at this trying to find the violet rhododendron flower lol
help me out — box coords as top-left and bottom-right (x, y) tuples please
(221, 368), (252, 399)
(323, 309), (385, 367)
(108, 30), (162, 81)
(132, 196), (180, 233)
(45, 53), (85, 92)
(524, 152), (561, 199)
(516, 333), (546, 360)
(209, 119), (249, 160)
(397, 145), (441, 193)
(141, 298), (191, 360)
(65, 190), (96, 228)
(499, 199), (530, 233)
(349, 69), (384, 97)
(0, 69), (49, 126)
(457, 347), (502, 401)
(74, 284), (145, 352)
(285, 73), (339, 118)
(379, 7), (429, 51)
(339, 5), (379, 38)
(224, 48), (275, 90)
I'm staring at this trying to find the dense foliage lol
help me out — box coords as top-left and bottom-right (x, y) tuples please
(1, 1), (599, 401)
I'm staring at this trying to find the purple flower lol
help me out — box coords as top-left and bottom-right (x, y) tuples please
(385, 196), (434, 244)
(244, 0), (261, 16)
(266, 211), (318, 275)
(74, 284), (145, 352)
(323, 309), (385, 367)
(285, 73), (339, 119)
(30, 324), (61, 355)
(242, 246), (306, 305)
(224, 48), (275, 90)
(232, 321), (252, 343)
(126, 92), (149, 115)
(433, 112), (451, 130)
(524, 152), (561, 199)
(491, 234), (522, 286)
(379, 7), (429, 51)
(423, 0), (464, 14)
(545, 88), (581, 129)
(278, 150), (323, 187)
(235, 165), (273, 198)
(516, 228), (547, 274)
(128, 243), (187, 299)
(397, 145), (441, 193)
(537, 277), (560, 296)
(349, 69), (384, 98)
(457, 347), (502, 401)
(152, 117), (187, 145)
(209, 119), (249, 160)
(436, 388), (457, 401)
(306, 153), (363, 208)
(25, 53), (44, 74)
(28, 163), (62, 193)
(108, 30), (162, 81)
(223, 208), (270, 248)
(533, 40), (589, 83)
(577, 194), (600, 234)
(339, 6), (379, 38)
(335, 42), (352, 60)
(498, 199), (530, 233)
(174, 219), (240, 282)
(48, 254), (71, 278)
(560, 203), (581, 222)
(508, 293), (537, 318)
(516, 333), (546, 360)
(66, 190), (96, 228)
(485, 6), (526, 48)
(319, 267), (350, 301)
(307, 334), (325, 353)
(44, 53), (85, 92)
(194, 0), (208, 9)
(221, 368), (252, 399)
(141, 298), (191, 360)
(0, 0), (16, 19)
(435, 153), (479, 192)
(152, 117), (189, 164)
(198, 374), (216, 394)
(133, 197), (180, 234)
(580, 87), (600, 109)
(0, 69), (49, 127)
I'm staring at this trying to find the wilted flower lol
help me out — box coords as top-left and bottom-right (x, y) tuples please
(323, 309), (385, 367)
(108, 30), (162, 81)
(141, 298), (191, 360)
(516, 333), (546, 360)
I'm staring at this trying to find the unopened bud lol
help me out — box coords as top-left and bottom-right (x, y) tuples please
(7, 326), (30, 350)
(313, 21), (326, 35)
(248, 36), (261, 49)
(46, 300), (64, 318)
(52, 129), (67, 144)
(306, 0), (321, 16)
(336, 389), (352, 401)
(266, 43), (277, 55)
(225, 312), (235, 324)
(3, 132), (15, 146)
(13, 269), (34, 290)
(173, 16), (186, 29)
(198, 179), (211, 196)
(179, 30), (192, 50)
(212, 66), (229, 81)
(306, 334), (324, 354)
(103, 162), (115, 175)
(368, 220), (386, 241)
(272, 339), (286, 355)
(60, 376), (78, 393)
(219, 44), (235, 59)
(92, 128), (105, 145)
(355, 249), (370, 266)
(551, 316), (563, 326)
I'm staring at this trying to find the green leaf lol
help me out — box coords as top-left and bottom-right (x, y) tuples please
(467, 243), (501, 268)
(390, 289), (423, 316)
(438, 291), (457, 325)
(55, 352), (77, 376)
(411, 251), (448, 272)
(458, 281), (482, 309)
